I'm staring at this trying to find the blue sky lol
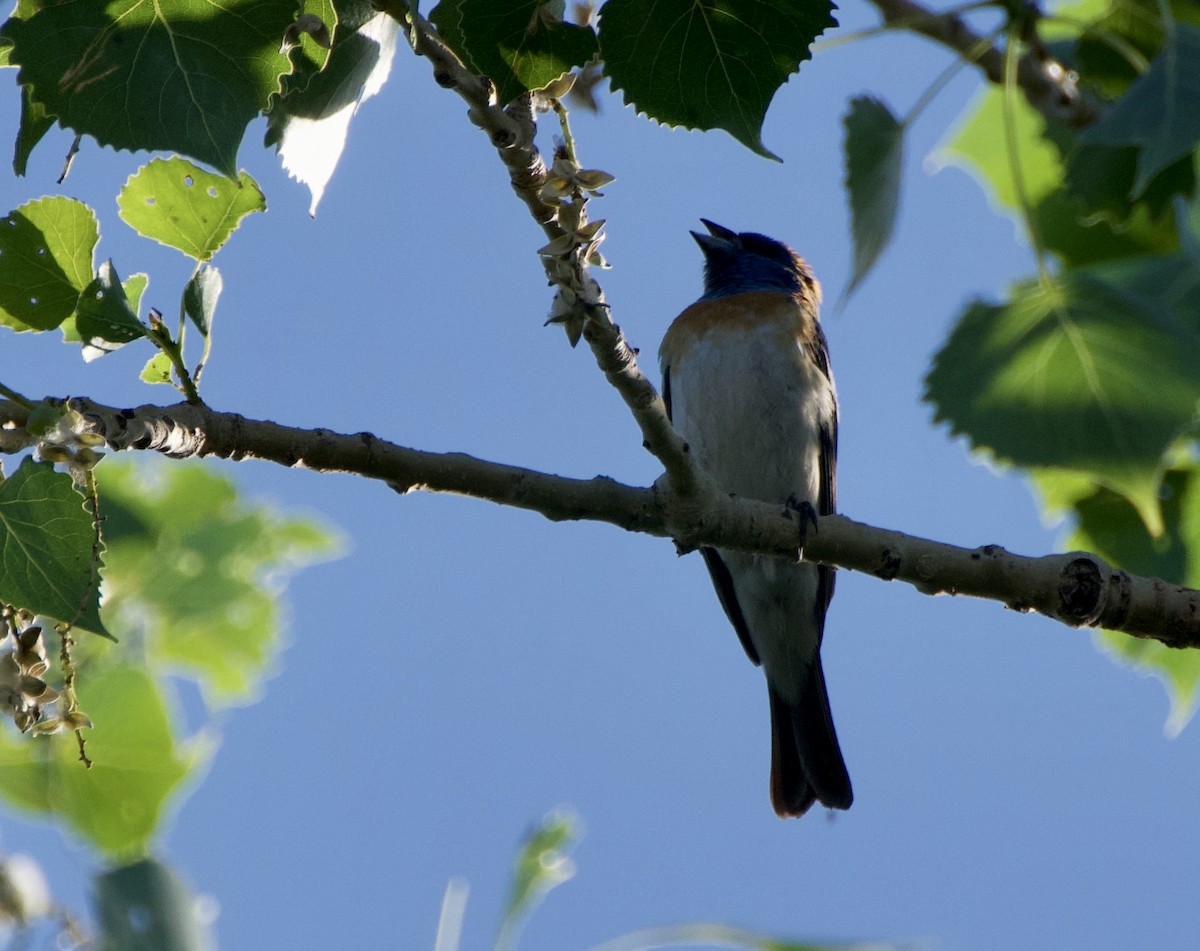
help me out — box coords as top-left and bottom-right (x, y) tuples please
(3, 4), (1198, 950)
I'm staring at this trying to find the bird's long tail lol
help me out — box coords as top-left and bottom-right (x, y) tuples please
(768, 657), (853, 817)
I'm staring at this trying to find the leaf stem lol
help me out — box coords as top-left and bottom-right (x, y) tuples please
(148, 313), (203, 404)
(552, 99), (578, 165)
(1001, 28), (1052, 288)
(0, 382), (34, 409)
(902, 23), (1006, 128)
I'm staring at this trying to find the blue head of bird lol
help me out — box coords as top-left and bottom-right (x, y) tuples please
(692, 219), (818, 303)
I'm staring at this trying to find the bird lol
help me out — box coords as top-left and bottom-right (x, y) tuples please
(658, 219), (853, 818)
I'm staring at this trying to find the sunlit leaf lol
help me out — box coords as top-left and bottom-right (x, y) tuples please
(938, 86), (1179, 265)
(0, 665), (204, 857)
(0, 197), (97, 332)
(499, 810), (579, 947)
(99, 461), (340, 707)
(266, 2), (399, 215)
(117, 158), (266, 262)
(140, 353), (175, 386)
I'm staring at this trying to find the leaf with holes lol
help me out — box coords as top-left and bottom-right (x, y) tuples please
(140, 352), (174, 386)
(0, 197), (97, 332)
(0, 0), (298, 176)
(117, 158), (266, 262)
(77, 260), (147, 361)
(842, 96), (904, 300)
(0, 458), (110, 638)
(925, 273), (1200, 529)
(599, 0), (836, 159)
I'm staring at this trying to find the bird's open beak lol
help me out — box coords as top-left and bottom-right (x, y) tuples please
(690, 219), (738, 256)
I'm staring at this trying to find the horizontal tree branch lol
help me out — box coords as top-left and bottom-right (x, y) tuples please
(5, 397), (1197, 649)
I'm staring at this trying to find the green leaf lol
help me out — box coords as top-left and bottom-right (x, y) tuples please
(98, 460), (340, 707)
(925, 273), (1200, 528)
(0, 665), (204, 857)
(76, 261), (147, 361)
(117, 157), (266, 262)
(599, 0), (835, 159)
(499, 810), (579, 947)
(140, 353), (175, 386)
(1177, 151), (1200, 257)
(1063, 144), (1195, 223)
(1067, 467), (1200, 735)
(0, 458), (109, 638)
(939, 87), (1180, 265)
(266, 3), (400, 215)
(435, 0), (597, 107)
(0, 0), (299, 176)
(96, 857), (215, 951)
(429, 0), (477, 70)
(0, 0), (38, 67)
(284, 0), (337, 77)
(1080, 23), (1200, 195)
(182, 265), (222, 336)
(0, 197), (97, 332)
(13, 82), (54, 177)
(842, 96), (903, 300)
(1080, 250), (1200, 331)
(62, 272), (146, 346)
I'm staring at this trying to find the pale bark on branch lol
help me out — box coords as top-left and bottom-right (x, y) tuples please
(4, 397), (1197, 650)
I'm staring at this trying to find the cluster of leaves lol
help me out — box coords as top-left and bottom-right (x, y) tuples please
(835, 0), (1200, 726)
(0, 458), (335, 854)
(0, 456), (335, 951)
(941, 0), (1200, 723)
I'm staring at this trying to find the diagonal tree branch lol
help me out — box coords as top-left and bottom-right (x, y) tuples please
(6, 397), (1198, 649)
(864, 0), (1100, 128)
(380, 1), (700, 501)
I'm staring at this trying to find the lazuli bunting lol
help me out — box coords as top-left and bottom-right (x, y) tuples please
(659, 220), (853, 818)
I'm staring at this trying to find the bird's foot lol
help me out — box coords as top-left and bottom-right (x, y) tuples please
(783, 493), (819, 553)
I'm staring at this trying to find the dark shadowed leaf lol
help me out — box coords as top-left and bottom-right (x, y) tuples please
(599, 0), (835, 159)
(925, 273), (1200, 529)
(0, 458), (109, 637)
(0, 0), (298, 176)
(842, 96), (903, 300)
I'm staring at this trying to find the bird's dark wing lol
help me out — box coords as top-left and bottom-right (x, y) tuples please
(810, 324), (838, 635)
